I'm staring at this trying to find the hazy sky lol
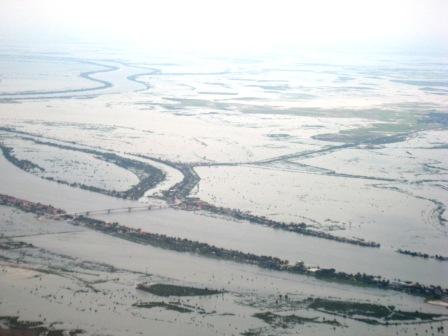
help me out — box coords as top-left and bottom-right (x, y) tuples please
(1, 0), (447, 54)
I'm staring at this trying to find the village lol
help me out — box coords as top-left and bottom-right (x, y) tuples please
(1, 193), (446, 301)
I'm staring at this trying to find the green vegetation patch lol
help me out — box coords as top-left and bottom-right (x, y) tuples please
(307, 298), (444, 323)
(312, 122), (418, 145)
(241, 328), (264, 336)
(133, 301), (193, 313)
(136, 283), (223, 297)
(0, 316), (83, 336)
(308, 298), (392, 318)
(253, 311), (341, 328)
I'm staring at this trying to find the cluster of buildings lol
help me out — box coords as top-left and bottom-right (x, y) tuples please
(0, 194), (64, 217)
(1, 192), (446, 302)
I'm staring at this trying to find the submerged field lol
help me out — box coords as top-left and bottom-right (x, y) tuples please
(0, 49), (447, 335)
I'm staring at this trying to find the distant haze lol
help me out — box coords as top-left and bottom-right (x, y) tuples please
(1, 0), (447, 55)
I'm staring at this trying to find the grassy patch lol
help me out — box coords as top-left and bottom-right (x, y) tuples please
(133, 301), (193, 313)
(253, 311), (341, 328)
(312, 122), (419, 145)
(136, 283), (223, 297)
(0, 316), (83, 336)
(307, 298), (444, 323)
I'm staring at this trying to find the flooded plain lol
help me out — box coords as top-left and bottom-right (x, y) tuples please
(1, 50), (447, 335)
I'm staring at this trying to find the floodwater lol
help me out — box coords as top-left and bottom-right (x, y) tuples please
(1, 205), (445, 336)
(1, 146), (445, 286)
(0, 151), (138, 212)
(1, 50), (448, 336)
(93, 209), (448, 286)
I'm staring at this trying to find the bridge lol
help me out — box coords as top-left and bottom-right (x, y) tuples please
(65, 205), (169, 217)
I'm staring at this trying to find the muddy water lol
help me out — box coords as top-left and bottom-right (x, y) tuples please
(93, 209), (448, 287)
(0, 152), (139, 212)
(1, 150), (446, 287)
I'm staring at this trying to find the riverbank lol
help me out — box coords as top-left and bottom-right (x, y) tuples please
(1, 193), (445, 300)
